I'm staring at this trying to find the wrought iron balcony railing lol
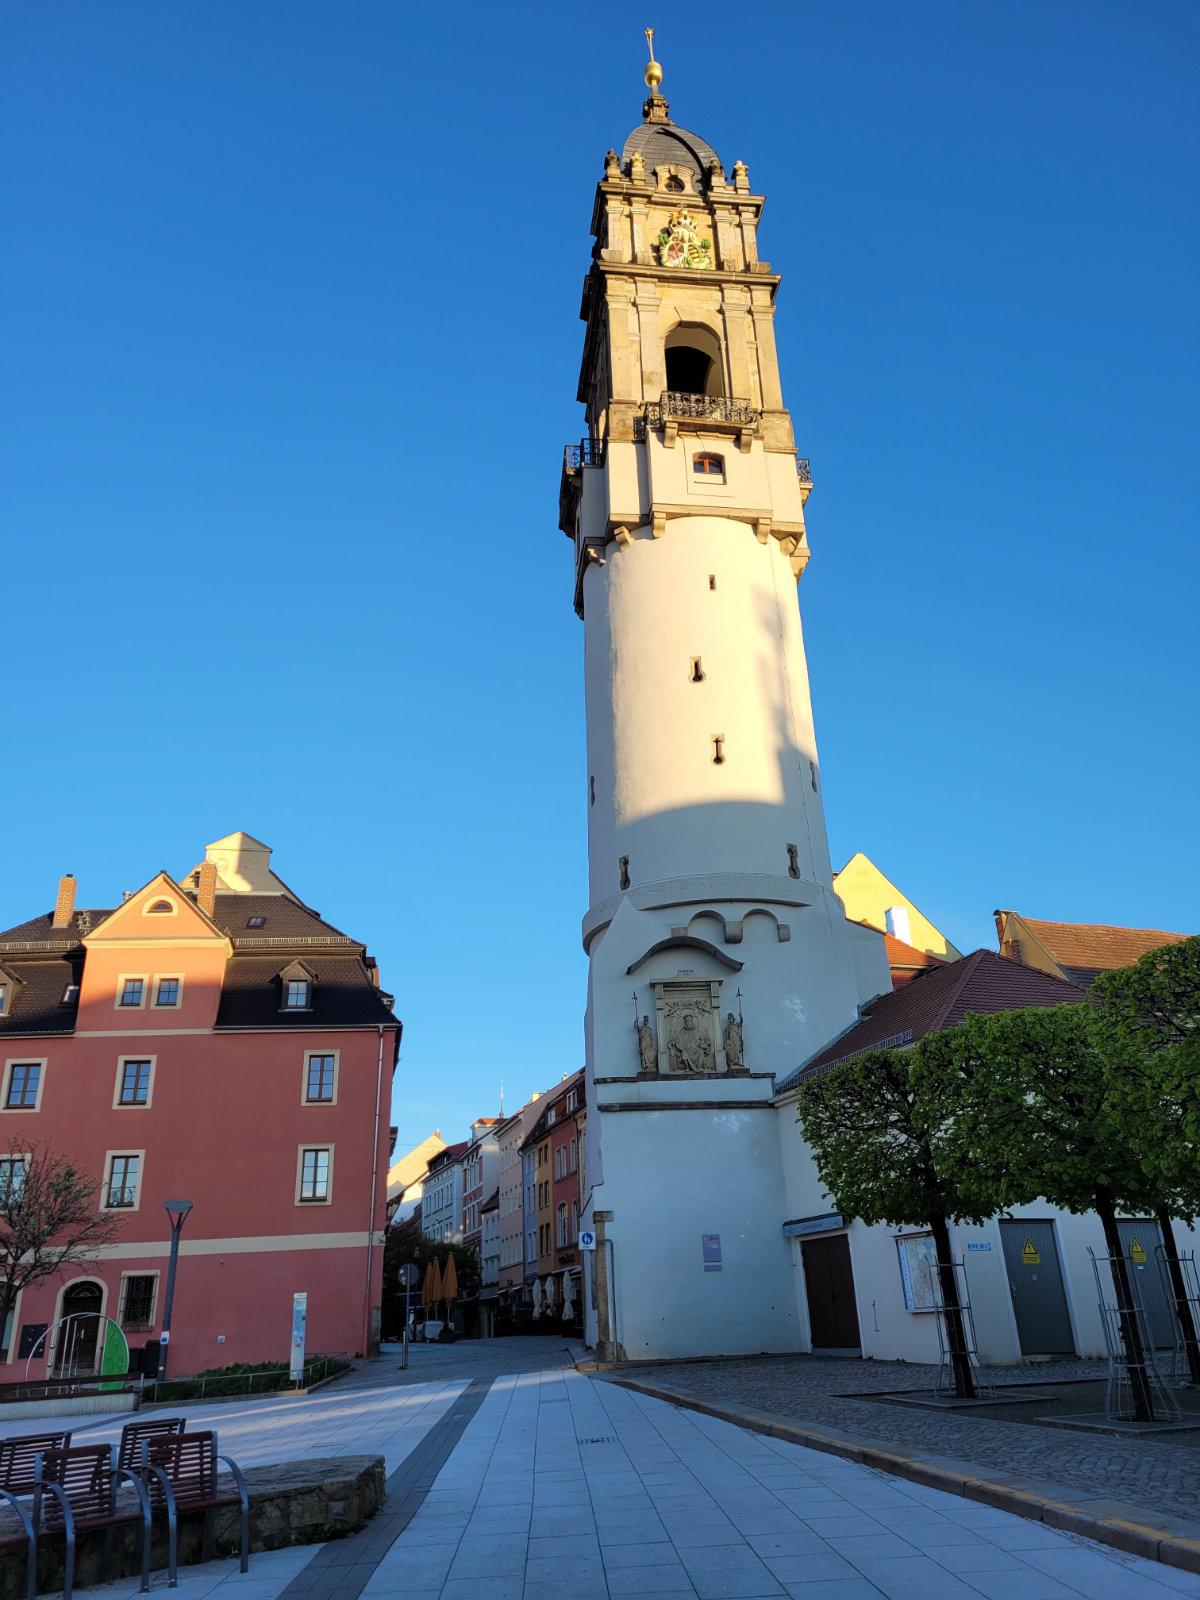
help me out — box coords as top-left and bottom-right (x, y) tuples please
(795, 455), (812, 485)
(562, 438), (606, 473)
(644, 392), (761, 430)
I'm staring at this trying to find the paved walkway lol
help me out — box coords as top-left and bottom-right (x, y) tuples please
(623, 1355), (1200, 1524)
(34, 1351), (1200, 1599)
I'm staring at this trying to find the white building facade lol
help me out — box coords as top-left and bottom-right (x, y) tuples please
(421, 1145), (465, 1245)
(562, 66), (888, 1361)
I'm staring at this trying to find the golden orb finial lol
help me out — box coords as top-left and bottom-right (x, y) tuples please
(644, 26), (663, 91)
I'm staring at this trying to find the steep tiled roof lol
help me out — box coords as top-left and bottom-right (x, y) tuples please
(884, 933), (945, 971)
(428, 1140), (469, 1172)
(778, 951), (1081, 1089)
(0, 956), (83, 1034)
(213, 954), (397, 1029)
(1002, 914), (1189, 985)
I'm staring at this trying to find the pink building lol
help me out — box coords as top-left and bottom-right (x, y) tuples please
(0, 832), (399, 1379)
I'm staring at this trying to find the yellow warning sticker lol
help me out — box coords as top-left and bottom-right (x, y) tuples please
(1130, 1238), (1148, 1265)
(1021, 1239), (1040, 1266)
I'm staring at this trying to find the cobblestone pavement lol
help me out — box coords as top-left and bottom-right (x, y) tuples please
(623, 1354), (1200, 1522)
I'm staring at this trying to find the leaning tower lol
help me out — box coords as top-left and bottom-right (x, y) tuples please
(559, 43), (887, 1359)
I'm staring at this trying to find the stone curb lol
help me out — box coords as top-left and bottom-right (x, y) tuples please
(605, 1373), (1200, 1577)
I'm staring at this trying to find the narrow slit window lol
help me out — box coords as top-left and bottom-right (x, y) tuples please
(690, 657), (705, 683)
(787, 843), (801, 879)
(708, 574), (717, 591)
(712, 735), (726, 765)
(589, 775), (596, 807)
(619, 855), (630, 890)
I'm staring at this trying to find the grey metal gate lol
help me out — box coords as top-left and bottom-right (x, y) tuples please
(1000, 1220), (1074, 1355)
(1116, 1218), (1175, 1349)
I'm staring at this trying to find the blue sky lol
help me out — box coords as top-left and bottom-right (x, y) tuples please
(3, 2), (1197, 1147)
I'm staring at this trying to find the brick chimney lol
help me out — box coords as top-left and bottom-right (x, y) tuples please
(196, 861), (218, 919)
(52, 874), (77, 929)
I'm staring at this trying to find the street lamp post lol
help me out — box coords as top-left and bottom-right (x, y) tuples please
(159, 1199), (193, 1384)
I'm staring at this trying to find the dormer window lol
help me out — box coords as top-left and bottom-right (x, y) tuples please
(285, 979), (311, 1010)
(247, 916), (265, 929)
(665, 174), (685, 193)
(693, 451), (725, 478)
(61, 983), (79, 1007)
(0, 983), (8, 1018)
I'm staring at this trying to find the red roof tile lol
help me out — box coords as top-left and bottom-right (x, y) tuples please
(1001, 914), (1189, 978)
(784, 950), (1082, 1085)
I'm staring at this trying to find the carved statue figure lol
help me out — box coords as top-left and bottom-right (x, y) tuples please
(637, 1015), (658, 1074)
(669, 1010), (713, 1074)
(723, 1012), (744, 1071)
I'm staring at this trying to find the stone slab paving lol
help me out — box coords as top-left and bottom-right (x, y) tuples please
(26, 1351), (1200, 1599)
(358, 1365), (1200, 1600)
(624, 1355), (1200, 1524)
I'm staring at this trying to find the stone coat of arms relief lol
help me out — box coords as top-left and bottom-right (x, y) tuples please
(656, 209), (713, 270)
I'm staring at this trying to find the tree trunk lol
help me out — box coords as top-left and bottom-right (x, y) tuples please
(928, 1214), (976, 1400)
(1096, 1194), (1156, 1422)
(1155, 1204), (1200, 1384)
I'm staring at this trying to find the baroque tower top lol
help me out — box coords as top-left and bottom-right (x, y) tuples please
(559, 37), (810, 616)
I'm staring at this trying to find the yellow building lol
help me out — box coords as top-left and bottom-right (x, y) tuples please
(833, 851), (960, 961)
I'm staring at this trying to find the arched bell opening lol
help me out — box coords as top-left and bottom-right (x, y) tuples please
(664, 323), (724, 398)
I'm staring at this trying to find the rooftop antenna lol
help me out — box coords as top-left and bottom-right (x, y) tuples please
(499, 1080), (505, 1118)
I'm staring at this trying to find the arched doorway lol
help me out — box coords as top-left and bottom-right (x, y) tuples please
(54, 1281), (103, 1375)
(664, 324), (724, 397)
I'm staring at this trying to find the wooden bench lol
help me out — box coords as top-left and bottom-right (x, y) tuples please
(117, 1415), (185, 1472)
(0, 1430), (72, 1497)
(143, 1430), (249, 1583)
(36, 1443), (152, 1597)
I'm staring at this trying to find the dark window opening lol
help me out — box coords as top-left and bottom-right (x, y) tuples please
(690, 657), (705, 683)
(708, 574), (716, 591)
(664, 175), (685, 193)
(810, 761), (819, 793)
(589, 775), (595, 807)
(787, 843), (801, 880)
(619, 856), (630, 890)
(665, 345), (713, 396)
(712, 735), (726, 765)
(122, 1275), (155, 1329)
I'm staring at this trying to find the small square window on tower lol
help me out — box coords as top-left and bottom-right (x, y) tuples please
(692, 451), (725, 479)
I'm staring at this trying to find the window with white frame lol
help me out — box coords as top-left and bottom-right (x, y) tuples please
(284, 978), (311, 1010)
(556, 1204), (568, 1247)
(298, 1146), (332, 1203)
(117, 1059), (152, 1107)
(105, 1152), (141, 1209)
(305, 1053), (336, 1103)
(153, 977), (181, 1008)
(0, 1156), (28, 1200)
(4, 1062), (42, 1110)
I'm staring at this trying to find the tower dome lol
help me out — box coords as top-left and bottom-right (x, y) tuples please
(620, 113), (722, 190)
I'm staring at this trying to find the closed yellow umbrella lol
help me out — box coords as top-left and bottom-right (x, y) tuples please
(442, 1252), (459, 1308)
(423, 1258), (442, 1309)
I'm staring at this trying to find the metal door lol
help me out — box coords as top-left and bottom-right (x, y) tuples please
(1116, 1218), (1175, 1349)
(1000, 1220), (1074, 1355)
(801, 1234), (861, 1349)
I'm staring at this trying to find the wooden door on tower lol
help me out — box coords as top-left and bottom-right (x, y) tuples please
(801, 1234), (861, 1350)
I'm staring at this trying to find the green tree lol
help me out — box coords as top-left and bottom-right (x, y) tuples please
(795, 1047), (987, 1399)
(0, 1145), (122, 1355)
(917, 1005), (1167, 1421)
(1093, 937), (1200, 1380)
(381, 1215), (480, 1337)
